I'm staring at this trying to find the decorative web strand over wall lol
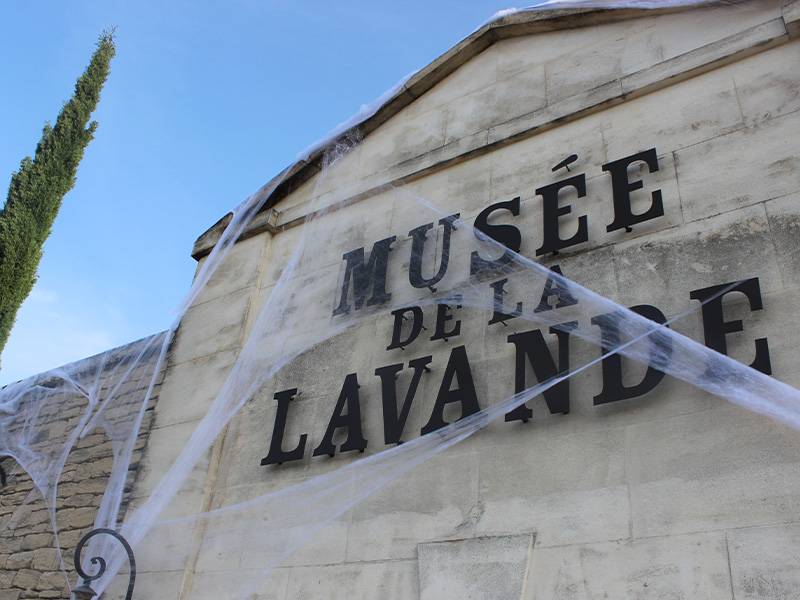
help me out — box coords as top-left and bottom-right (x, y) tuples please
(0, 1), (792, 598)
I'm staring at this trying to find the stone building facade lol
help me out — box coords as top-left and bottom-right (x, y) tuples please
(5, 1), (800, 599)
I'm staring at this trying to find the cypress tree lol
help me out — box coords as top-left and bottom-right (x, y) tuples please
(0, 32), (115, 359)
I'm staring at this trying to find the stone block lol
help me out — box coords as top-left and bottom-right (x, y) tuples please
(357, 103), (447, 180)
(733, 40), (800, 126)
(765, 192), (800, 291)
(132, 419), (212, 500)
(475, 424), (628, 547)
(191, 233), (270, 307)
(271, 316), (381, 403)
(676, 112), (800, 223)
(33, 571), (65, 591)
(623, 2), (771, 62)
(492, 31), (576, 81)
(170, 287), (252, 365)
(786, 0), (800, 35)
(527, 531), (733, 599)
(418, 534), (533, 600)
(752, 287), (800, 389)
(19, 533), (52, 552)
(489, 114), (606, 220)
(487, 79), (621, 149)
(627, 404), (800, 538)
(155, 348), (238, 428)
(191, 476), (350, 572)
(397, 156), (491, 230)
(5, 550), (34, 570)
(416, 47), (498, 111)
(620, 17), (786, 96)
(301, 141), (365, 204)
(30, 548), (58, 571)
(442, 64), (547, 145)
(728, 522), (800, 599)
(283, 560), (418, 600)
(602, 66), (744, 160)
(258, 225), (305, 289)
(185, 567), (290, 600)
(124, 490), (207, 574)
(544, 19), (654, 104)
(104, 569), (183, 600)
(11, 568), (38, 590)
(612, 202), (782, 315)
(295, 191), (396, 275)
(346, 447), (480, 562)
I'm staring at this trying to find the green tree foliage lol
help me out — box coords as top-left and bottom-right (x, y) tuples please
(0, 32), (115, 359)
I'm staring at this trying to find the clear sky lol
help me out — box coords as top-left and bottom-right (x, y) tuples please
(0, 1), (522, 384)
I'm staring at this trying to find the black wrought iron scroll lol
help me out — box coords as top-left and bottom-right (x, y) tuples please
(72, 528), (136, 600)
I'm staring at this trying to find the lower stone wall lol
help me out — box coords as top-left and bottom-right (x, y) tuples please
(0, 335), (165, 600)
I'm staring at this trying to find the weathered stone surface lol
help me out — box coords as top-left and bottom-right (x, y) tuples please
(627, 405), (800, 538)
(676, 111), (800, 223)
(765, 192), (800, 291)
(528, 532), (734, 599)
(64, 507), (95, 530)
(11, 568), (39, 590)
(30, 548), (59, 571)
(729, 522), (800, 599)
(0, 338), (160, 600)
(5, 550), (34, 570)
(132, 419), (212, 499)
(34, 570), (66, 591)
(283, 560), (418, 600)
(170, 286), (252, 365)
(418, 534), (533, 600)
(347, 448), (480, 562)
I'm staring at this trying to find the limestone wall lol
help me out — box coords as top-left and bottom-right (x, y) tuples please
(0, 338), (163, 600)
(118, 2), (800, 598)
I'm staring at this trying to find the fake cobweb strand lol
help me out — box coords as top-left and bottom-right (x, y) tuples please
(144, 283), (746, 599)
(7, 134), (798, 598)
(0, 1), (789, 597)
(122, 0), (762, 557)
(4, 146), (793, 599)
(102, 190), (798, 594)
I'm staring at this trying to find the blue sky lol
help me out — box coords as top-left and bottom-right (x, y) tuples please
(0, 1), (521, 384)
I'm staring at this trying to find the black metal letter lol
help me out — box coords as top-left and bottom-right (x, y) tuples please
(431, 299), (462, 341)
(505, 322), (577, 422)
(602, 148), (664, 233)
(470, 197), (522, 276)
(689, 278), (771, 374)
(387, 306), (425, 350)
(332, 236), (396, 315)
(409, 214), (459, 292)
(534, 265), (578, 313)
(592, 304), (672, 405)
(488, 278), (523, 325)
(376, 355), (432, 444)
(313, 374), (368, 457)
(535, 174), (588, 256)
(261, 388), (307, 466)
(421, 346), (480, 434)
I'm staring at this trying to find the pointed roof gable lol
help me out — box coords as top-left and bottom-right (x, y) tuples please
(193, 1), (796, 258)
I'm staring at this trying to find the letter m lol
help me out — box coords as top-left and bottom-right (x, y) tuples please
(333, 236), (396, 315)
